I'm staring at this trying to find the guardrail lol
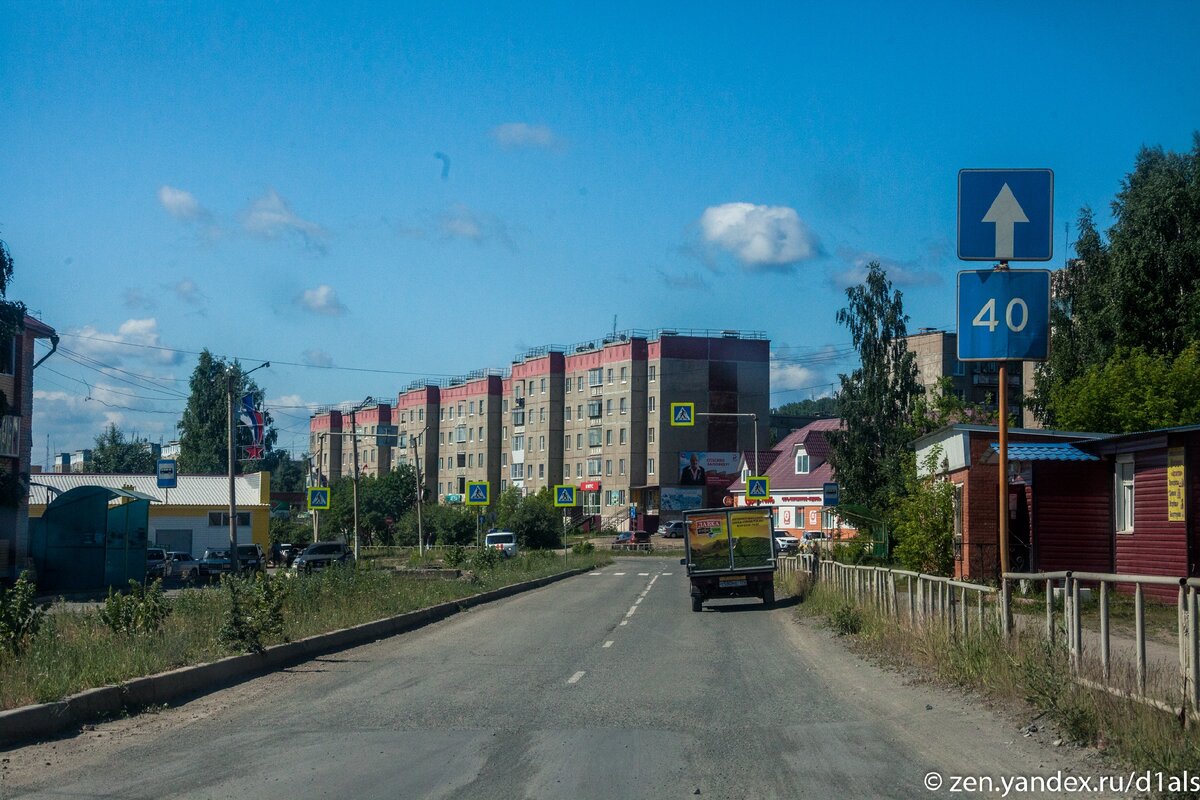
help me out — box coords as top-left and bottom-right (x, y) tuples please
(1002, 570), (1200, 717)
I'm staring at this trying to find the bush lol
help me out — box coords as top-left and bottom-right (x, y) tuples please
(467, 547), (501, 572)
(218, 573), (286, 654)
(442, 545), (467, 568)
(831, 602), (863, 635)
(0, 571), (44, 655)
(99, 579), (171, 636)
(571, 540), (595, 555)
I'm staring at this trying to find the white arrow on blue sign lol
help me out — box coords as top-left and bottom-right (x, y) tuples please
(958, 169), (1053, 261)
(957, 269), (1051, 362)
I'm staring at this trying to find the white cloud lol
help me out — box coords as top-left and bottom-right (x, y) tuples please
(699, 203), (821, 271)
(32, 389), (176, 459)
(241, 189), (328, 252)
(296, 285), (346, 316)
(70, 318), (183, 366)
(832, 248), (943, 289)
(438, 204), (516, 250)
(157, 185), (210, 221)
(771, 361), (824, 393)
(173, 278), (205, 304)
(491, 123), (561, 150)
(301, 349), (334, 367)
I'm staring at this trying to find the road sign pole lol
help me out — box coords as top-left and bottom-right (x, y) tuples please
(996, 260), (1010, 583)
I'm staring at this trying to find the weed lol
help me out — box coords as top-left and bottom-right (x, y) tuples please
(831, 602), (863, 635)
(0, 571), (43, 655)
(467, 547), (501, 572)
(442, 546), (467, 568)
(572, 540), (595, 555)
(99, 580), (171, 636)
(218, 573), (285, 654)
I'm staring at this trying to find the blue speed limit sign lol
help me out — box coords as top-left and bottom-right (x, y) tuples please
(957, 269), (1051, 362)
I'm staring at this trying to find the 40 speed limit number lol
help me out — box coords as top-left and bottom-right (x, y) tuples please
(956, 269), (1051, 362)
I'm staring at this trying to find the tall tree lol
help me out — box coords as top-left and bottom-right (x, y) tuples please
(0, 236), (28, 418)
(825, 262), (922, 515)
(1034, 135), (1200, 425)
(88, 423), (157, 474)
(772, 397), (839, 417)
(177, 350), (276, 474)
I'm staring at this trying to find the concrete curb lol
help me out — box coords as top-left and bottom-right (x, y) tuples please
(0, 566), (589, 748)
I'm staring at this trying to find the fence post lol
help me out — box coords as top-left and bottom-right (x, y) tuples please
(1136, 582), (1147, 698)
(1189, 586), (1199, 716)
(908, 575), (916, 627)
(1071, 576), (1082, 674)
(1046, 578), (1055, 646)
(977, 588), (984, 634)
(1179, 583), (1188, 714)
(1000, 578), (1012, 635)
(960, 586), (968, 637)
(889, 572), (897, 618)
(1099, 580), (1110, 683)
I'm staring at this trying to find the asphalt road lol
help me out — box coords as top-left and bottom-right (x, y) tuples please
(2, 557), (1107, 799)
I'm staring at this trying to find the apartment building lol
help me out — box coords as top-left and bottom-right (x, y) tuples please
(308, 329), (770, 530)
(904, 329), (1026, 422)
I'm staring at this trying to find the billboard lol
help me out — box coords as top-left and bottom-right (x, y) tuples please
(677, 451), (740, 487)
(661, 487), (704, 512)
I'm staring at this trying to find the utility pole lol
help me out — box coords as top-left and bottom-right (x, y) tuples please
(349, 396), (373, 561)
(227, 361), (269, 573)
(411, 426), (427, 557)
(313, 432), (324, 543)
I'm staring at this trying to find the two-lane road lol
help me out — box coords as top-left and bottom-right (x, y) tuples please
(2, 558), (1103, 799)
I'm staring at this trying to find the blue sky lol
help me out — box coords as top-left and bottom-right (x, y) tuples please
(6, 1), (1199, 461)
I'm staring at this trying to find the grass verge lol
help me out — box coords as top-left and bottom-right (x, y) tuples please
(0, 551), (609, 711)
(798, 583), (1200, 789)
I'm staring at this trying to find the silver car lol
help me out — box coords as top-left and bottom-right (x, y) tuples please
(168, 551), (202, 581)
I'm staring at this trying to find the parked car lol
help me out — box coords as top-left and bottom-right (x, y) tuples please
(167, 551), (202, 581)
(659, 520), (687, 539)
(199, 548), (233, 578)
(612, 531), (651, 549)
(146, 547), (171, 579)
(236, 544), (266, 573)
(271, 542), (297, 567)
(773, 531), (799, 553)
(292, 542), (353, 572)
(484, 531), (518, 558)
(802, 531), (826, 542)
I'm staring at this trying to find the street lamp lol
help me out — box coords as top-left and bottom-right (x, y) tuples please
(349, 396), (373, 561)
(228, 361), (269, 573)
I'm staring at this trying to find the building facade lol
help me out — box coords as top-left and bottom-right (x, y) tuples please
(905, 329), (1026, 422)
(308, 329), (770, 531)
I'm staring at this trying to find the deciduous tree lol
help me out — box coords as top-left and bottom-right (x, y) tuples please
(88, 423), (157, 474)
(177, 350), (276, 474)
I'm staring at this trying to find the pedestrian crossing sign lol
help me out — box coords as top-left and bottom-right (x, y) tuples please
(554, 485), (577, 507)
(307, 487), (331, 510)
(670, 402), (695, 427)
(747, 477), (770, 500)
(466, 481), (490, 506)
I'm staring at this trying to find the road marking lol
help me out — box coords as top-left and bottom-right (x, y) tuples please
(626, 606), (637, 618)
(613, 572), (626, 576)
(661, 572), (672, 576)
(568, 671), (586, 684)
(603, 641), (614, 648)
(638, 572), (649, 576)
(619, 620), (628, 626)
(634, 598), (642, 605)
(590, 572), (602, 576)
(649, 575), (659, 584)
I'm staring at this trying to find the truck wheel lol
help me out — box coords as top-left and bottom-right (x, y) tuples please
(691, 596), (703, 612)
(763, 584), (775, 606)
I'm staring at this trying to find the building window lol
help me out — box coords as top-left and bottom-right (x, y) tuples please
(588, 368), (603, 387)
(577, 404), (583, 419)
(619, 397), (627, 415)
(565, 379), (572, 394)
(606, 399), (613, 416)
(565, 434), (571, 450)
(1115, 455), (1135, 533)
(648, 457), (655, 475)
(539, 406), (546, 423)
(587, 458), (602, 476)
(648, 426), (655, 443)
(577, 376), (584, 392)
(503, 426), (508, 441)
(208, 512), (250, 526)
(619, 458), (625, 476)
(606, 368), (613, 384)
(564, 463), (571, 478)
(538, 463), (545, 478)
(588, 427), (602, 447)
(478, 426), (484, 440)
(565, 406), (572, 421)
(479, 399), (485, 414)
(605, 429), (613, 446)
(540, 378), (546, 394)
(620, 366), (627, 383)
(576, 462), (583, 478)
(418, 409), (424, 421)
(456, 425), (467, 443)
(648, 397), (656, 412)
(539, 435), (545, 451)
(576, 433), (583, 449)
(502, 453), (508, 467)
(528, 380), (535, 395)
(588, 400), (602, 418)
(468, 428), (474, 442)
(439, 432), (445, 445)
(649, 365), (656, 382)
(620, 428), (627, 445)
(469, 401), (475, 414)
(795, 447), (810, 474)
(513, 434), (525, 451)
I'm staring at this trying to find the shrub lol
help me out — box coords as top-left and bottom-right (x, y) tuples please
(218, 573), (286, 654)
(442, 545), (467, 568)
(572, 540), (595, 555)
(467, 546), (501, 572)
(831, 602), (863, 635)
(99, 579), (171, 636)
(0, 571), (43, 655)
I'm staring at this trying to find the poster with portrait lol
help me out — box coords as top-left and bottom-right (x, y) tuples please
(677, 451), (740, 487)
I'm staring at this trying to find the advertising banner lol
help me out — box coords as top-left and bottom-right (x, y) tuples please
(686, 511), (730, 571)
(729, 508), (773, 569)
(678, 451), (741, 487)
(661, 487), (704, 511)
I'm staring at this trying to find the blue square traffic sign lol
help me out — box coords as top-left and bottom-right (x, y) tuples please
(958, 169), (1053, 261)
(957, 269), (1051, 361)
(466, 481), (490, 506)
(554, 485), (577, 507)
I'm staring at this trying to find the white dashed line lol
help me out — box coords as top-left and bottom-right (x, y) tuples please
(613, 572), (626, 576)
(662, 572), (672, 576)
(626, 606), (637, 618)
(590, 572), (602, 576)
(568, 671), (586, 684)
(603, 641), (614, 648)
(619, 620), (628, 626)
(634, 598), (642, 605)
(638, 572), (649, 576)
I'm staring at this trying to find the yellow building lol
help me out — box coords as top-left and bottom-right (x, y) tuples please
(28, 471), (271, 556)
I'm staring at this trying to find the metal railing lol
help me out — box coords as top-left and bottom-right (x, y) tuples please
(1003, 570), (1200, 717)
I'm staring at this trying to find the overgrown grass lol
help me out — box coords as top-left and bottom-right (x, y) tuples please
(0, 552), (609, 711)
(799, 584), (1200, 788)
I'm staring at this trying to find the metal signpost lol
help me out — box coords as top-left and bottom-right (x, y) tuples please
(957, 168), (1054, 582)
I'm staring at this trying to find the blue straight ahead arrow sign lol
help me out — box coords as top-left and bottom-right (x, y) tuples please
(958, 169), (1053, 261)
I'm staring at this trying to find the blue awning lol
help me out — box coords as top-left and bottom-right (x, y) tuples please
(983, 442), (1100, 463)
